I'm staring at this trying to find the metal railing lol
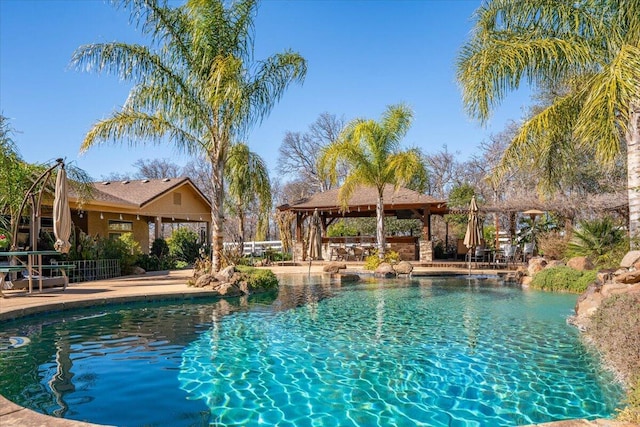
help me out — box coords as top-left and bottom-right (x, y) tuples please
(64, 259), (121, 283)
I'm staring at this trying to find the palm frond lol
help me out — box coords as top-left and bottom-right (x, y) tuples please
(80, 110), (202, 155)
(575, 43), (640, 162)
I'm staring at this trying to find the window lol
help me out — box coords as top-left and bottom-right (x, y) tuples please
(173, 192), (182, 205)
(108, 220), (133, 232)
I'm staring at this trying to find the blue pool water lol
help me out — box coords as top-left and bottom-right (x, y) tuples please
(0, 275), (623, 426)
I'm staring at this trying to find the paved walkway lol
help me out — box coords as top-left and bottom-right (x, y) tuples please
(0, 264), (633, 427)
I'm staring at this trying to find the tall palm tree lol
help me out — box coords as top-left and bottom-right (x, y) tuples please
(457, 0), (640, 237)
(319, 104), (426, 259)
(72, 0), (306, 271)
(225, 142), (271, 245)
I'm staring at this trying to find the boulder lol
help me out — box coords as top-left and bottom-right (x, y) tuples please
(603, 282), (640, 298)
(567, 256), (594, 271)
(375, 262), (396, 278)
(545, 260), (565, 269)
(527, 257), (547, 276)
(194, 273), (218, 288)
(323, 262), (347, 274)
(574, 283), (603, 320)
(131, 266), (146, 275)
(620, 250), (640, 268)
(215, 265), (236, 282)
(213, 281), (242, 296)
(596, 269), (615, 284)
(520, 276), (533, 288)
(393, 261), (414, 275)
(614, 270), (640, 285)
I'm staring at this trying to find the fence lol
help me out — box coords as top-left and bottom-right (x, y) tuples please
(223, 240), (284, 257)
(64, 259), (121, 283)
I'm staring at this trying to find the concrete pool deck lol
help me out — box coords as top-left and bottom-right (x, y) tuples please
(0, 265), (636, 427)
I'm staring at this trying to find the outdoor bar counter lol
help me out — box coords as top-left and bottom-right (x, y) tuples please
(322, 236), (419, 261)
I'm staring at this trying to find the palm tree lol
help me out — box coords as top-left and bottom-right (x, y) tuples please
(319, 104), (426, 259)
(457, 0), (640, 238)
(225, 142), (271, 246)
(72, 0), (306, 271)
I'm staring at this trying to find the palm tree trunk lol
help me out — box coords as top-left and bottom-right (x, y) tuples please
(237, 204), (245, 247)
(627, 105), (640, 244)
(376, 191), (386, 259)
(211, 156), (225, 273)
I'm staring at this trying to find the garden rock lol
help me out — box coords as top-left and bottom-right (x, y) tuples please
(614, 270), (640, 285)
(567, 256), (594, 271)
(393, 261), (413, 275)
(574, 283), (604, 323)
(213, 281), (242, 296)
(527, 257), (547, 276)
(215, 265), (235, 282)
(375, 262), (395, 278)
(323, 262), (347, 274)
(620, 250), (640, 268)
(545, 260), (565, 269)
(194, 273), (218, 288)
(132, 266), (146, 275)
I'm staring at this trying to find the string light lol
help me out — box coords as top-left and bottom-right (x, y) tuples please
(119, 214), (123, 220)
(136, 214), (140, 220)
(100, 212), (104, 220)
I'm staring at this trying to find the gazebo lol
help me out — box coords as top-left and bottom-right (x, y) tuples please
(276, 184), (448, 262)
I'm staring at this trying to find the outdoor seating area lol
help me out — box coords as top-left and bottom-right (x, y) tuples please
(462, 242), (535, 270)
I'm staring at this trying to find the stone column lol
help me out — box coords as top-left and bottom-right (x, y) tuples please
(419, 240), (433, 263)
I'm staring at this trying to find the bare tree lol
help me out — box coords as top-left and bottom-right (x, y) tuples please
(133, 158), (182, 180)
(423, 145), (464, 199)
(277, 112), (345, 193)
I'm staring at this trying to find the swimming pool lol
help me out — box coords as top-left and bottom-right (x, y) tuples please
(0, 275), (623, 426)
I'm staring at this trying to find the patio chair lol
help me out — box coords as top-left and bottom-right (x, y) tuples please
(352, 247), (365, 261)
(335, 247), (350, 261)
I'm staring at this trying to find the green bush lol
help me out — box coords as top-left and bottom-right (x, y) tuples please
(363, 250), (400, 270)
(151, 238), (170, 257)
(529, 266), (597, 293)
(235, 265), (279, 291)
(567, 217), (628, 267)
(135, 254), (177, 271)
(167, 228), (200, 263)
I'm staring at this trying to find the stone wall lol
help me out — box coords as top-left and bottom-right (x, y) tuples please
(389, 241), (418, 261)
(419, 240), (433, 263)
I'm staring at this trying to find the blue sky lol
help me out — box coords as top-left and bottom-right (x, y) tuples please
(0, 0), (530, 181)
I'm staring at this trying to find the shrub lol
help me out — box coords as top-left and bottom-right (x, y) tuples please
(135, 254), (177, 271)
(363, 250), (400, 270)
(235, 265), (279, 291)
(151, 238), (169, 257)
(537, 230), (569, 260)
(529, 266), (597, 293)
(567, 217), (628, 268)
(167, 228), (200, 263)
(589, 293), (640, 422)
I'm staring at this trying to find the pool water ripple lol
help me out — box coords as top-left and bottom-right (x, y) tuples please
(0, 275), (624, 426)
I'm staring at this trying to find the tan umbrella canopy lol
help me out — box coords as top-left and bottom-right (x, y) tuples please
(307, 209), (323, 260)
(53, 165), (72, 254)
(463, 196), (482, 270)
(522, 209), (545, 219)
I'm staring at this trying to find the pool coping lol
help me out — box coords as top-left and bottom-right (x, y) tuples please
(0, 266), (633, 427)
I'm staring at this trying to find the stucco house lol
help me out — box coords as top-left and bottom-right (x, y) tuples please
(29, 177), (211, 254)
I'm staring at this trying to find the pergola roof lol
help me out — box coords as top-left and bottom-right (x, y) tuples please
(277, 184), (448, 218)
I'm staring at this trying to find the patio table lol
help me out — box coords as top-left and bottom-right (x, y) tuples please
(0, 250), (63, 294)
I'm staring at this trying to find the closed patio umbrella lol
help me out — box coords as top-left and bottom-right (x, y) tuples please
(307, 209), (323, 260)
(53, 165), (71, 254)
(463, 195), (482, 270)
